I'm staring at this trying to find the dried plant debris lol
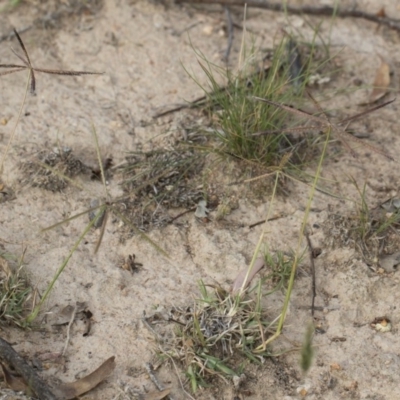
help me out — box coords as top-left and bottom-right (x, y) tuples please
(91, 156), (113, 180)
(120, 254), (143, 274)
(20, 146), (85, 191)
(323, 206), (400, 269)
(119, 148), (205, 230)
(371, 317), (392, 333)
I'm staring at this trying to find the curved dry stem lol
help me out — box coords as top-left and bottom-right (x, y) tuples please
(239, 171), (280, 296)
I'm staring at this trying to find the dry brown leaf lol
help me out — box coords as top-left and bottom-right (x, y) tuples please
(0, 362), (30, 393)
(231, 257), (265, 294)
(53, 356), (116, 400)
(144, 388), (171, 400)
(369, 57), (390, 103)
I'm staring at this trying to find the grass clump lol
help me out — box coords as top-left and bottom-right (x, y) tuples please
(193, 35), (318, 169)
(149, 278), (284, 392)
(264, 249), (300, 292)
(0, 251), (34, 328)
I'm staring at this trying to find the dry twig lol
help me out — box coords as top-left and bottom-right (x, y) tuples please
(305, 232), (316, 316)
(176, 0), (400, 32)
(253, 96), (395, 160)
(0, 337), (56, 400)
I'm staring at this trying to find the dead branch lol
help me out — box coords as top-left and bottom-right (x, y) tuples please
(0, 337), (56, 400)
(176, 0), (400, 32)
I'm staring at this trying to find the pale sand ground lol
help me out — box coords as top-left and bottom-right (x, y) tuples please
(0, 1), (400, 399)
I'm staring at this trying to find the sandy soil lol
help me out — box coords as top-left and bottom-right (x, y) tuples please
(0, 0), (400, 399)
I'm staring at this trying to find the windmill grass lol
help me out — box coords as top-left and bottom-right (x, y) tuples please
(0, 29), (102, 95)
(0, 28), (103, 174)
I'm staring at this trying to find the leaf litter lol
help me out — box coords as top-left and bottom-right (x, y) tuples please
(368, 56), (391, 104)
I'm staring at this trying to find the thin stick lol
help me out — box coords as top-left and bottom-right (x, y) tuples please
(248, 214), (284, 229)
(176, 0), (400, 33)
(305, 232), (316, 316)
(253, 96), (395, 161)
(0, 337), (56, 400)
(62, 304), (77, 356)
(169, 207), (196, 223)
(152, 96), (207, 118)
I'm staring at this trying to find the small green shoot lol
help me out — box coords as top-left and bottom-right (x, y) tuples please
(300, 323), (315, 374)
(263, 249), (302, 293)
